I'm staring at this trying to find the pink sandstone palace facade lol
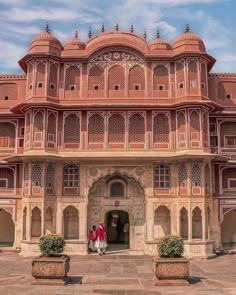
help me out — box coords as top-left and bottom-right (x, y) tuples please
(0, 23), (236, 257)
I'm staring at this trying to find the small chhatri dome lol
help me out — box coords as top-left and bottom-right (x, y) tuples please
(172, 24), (206, 53)
(64, 30), (86, 51)
(149, 30), (172, 51)
(29, 23), (62, 55)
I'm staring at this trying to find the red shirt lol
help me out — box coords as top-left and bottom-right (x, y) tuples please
(89, 231), (96, 240)
(95, 225), (106, 240)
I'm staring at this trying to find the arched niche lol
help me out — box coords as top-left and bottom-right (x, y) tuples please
(154, 206), (171, 239)
(180, 207), (188, 239)
(0, 209), (15, 246)
(221, 209), (236, 250)
(192, 207), (202, 239)
(31, 207), (41, 238)
(63, 206), (79, 239)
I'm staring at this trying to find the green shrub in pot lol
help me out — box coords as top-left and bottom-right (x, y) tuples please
(157, 235), (184, 258)
(39, 234), (65, 256)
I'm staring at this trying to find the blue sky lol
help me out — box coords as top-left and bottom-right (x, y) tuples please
(0, 0), (235, 73)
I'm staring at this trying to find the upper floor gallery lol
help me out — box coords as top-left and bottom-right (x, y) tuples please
(0, 25), (235, 110)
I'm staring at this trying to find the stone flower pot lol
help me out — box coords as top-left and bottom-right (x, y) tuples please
(32, 255), (70, 285)
(152, 256), (189, 286)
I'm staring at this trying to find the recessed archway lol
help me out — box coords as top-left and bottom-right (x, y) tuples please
(221, 209), (236, 251)
(0, 209), (15, 247)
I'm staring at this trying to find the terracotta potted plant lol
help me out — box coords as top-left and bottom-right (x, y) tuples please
(32, 234), (70, 285)
(152, 235), (189, 286)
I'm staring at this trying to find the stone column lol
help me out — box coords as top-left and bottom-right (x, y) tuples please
(188, 202), (192, 241)
(79, 201), (88, 241)
(146, 199), (154, 241)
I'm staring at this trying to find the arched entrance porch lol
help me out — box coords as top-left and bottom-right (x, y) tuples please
(105, 210), (129, 250)
(0, 209), (15, 247)
(88, 172), (145, 253)
(221, 209), (236, 251)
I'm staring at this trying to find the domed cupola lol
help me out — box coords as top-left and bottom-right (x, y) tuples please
(172, 24), (206, 54)
(28, 24), (63, 55)
(64, 30), (86, 51)
(149, 30), (172, 51)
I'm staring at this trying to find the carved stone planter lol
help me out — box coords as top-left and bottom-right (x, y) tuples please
(152, 257), (189, 286)
(32, 255), (70, 285)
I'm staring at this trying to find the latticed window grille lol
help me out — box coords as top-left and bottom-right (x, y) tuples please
(108, 114), (125, 143)
(153, 65), (169, 90)
(205, 164), (210, 187)
(36, 63), (45, 84)
(0, 122), (16, 148)
(202, 111), (208, 142)
(47, 113), (56, 143)
(201, 63), (207, 95)
(34, 111), (44, 130)
(32, 162), (42, 187)
(64, 114), (80, 144)
(63, 164), (79, 187)
(88, 65), (105, 90)
(176, 62), (184, 84)
(49, 64), (58, 89)
(28, 65), (33, 87)
(24, 163), (29, 181)
(108, 65), (125, 90)
(191, 162), (201, 187)
(0, 167), (14, 188)
(179, 163), (187, 187)
(177, 112), (186, 139)
(46, 163), (55, 191)
(110, 182), (124, 197)
(129, 65), (145, 90)
(88, 114), (104, 143)
(65, 66), (80, 91)
(190, 111), (200, 133)
(24, 163), (29, 189)
(188, 61), (198, 87)
(129, 114), (145, 143)
(154, 164), (170, 188)
(153, 113), (169, 143)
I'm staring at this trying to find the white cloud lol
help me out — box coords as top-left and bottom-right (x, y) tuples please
(0, 7), (79, 22)
(0, 40), (26, 72)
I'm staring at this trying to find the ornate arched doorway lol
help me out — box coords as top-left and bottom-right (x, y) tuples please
(221, 209), (236, 251)
(88, 172), (145, 252)
(0, 209), (15, 247)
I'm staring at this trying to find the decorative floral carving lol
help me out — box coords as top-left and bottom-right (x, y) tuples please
(135, 167), (144, 177)
(89, 167), (98, 177)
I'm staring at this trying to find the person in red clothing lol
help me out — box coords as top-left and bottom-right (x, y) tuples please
(88, 225), (96, 252)
(95, 221), (107, 255)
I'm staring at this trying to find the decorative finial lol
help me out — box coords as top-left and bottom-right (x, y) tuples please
(130, 23), (134, 33)
(101, 23), (105, 32)
(185, 23), (190, 33)
(88, 27), (92, 38)
(157, 29), (160, 39)
(45, 22), (50, 34)
(143, 29), (147, 40)
(74, 30), (78, 39)
(115, 22), (119, 31)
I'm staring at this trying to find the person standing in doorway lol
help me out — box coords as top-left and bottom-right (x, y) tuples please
(88, 225), (96, 252)
(95, 221), (107, 255)
(123, 220), (129, 244)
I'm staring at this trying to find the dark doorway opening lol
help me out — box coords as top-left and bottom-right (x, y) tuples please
(0, 209), (15, 247)
(105, 210), (129, 248)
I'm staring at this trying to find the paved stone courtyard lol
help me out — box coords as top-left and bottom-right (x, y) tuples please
(0, 251), (236, 295)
